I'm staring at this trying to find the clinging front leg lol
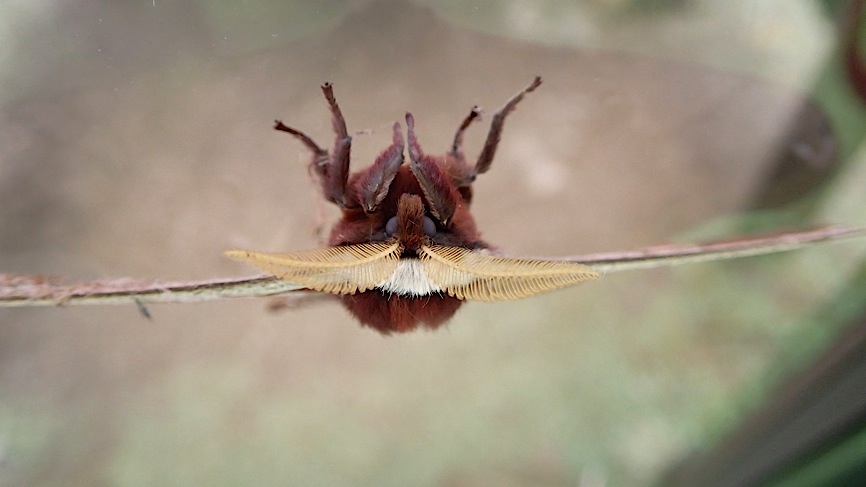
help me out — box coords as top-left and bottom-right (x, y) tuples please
(352, 122), (405, 212)
(406, 112), (459, 227)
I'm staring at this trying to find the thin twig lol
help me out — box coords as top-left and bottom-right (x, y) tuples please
(566, 225), (866, 273)
(0, 225), (863, 309)
(0, 274), (307, 307)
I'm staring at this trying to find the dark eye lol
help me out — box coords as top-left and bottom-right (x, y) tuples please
(385, 215), (436, 237)
(385, 216), (398, 236)
(422, 216), (436, 237)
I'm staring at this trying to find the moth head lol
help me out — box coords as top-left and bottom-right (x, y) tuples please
(384, 194), (436, 252)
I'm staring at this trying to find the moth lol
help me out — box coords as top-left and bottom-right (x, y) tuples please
(225, 77), (601, 333)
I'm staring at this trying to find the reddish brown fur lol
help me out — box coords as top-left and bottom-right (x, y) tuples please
(406, 113), (462, 227)
(341, 291), (463, 334)
(352, 122), (404, 212)
(396, 194), (425, 251)
(444, 153), (476, 204)
(409, 153), (461, 226)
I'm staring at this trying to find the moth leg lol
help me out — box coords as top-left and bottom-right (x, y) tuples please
(447, 105), (482, 187)
(474, 76), (542, 177)
(273, 120), (329, 181)
(352, 121), (405, 212)
(271, 121), (330, 238)
(273, 83), (353, 208)
(449, 105), (482, 160)
(320, 82), (353, 208)
(406, 112), (459, 227)
(273, 121), (326, 155)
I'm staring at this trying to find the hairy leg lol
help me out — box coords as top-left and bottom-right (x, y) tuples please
(351, 121), (405, 212)
(405, 112), (459, 227)
(447, 105), (482, 186)
(474, 76), (542, 176)
(320, 82), (353, 207)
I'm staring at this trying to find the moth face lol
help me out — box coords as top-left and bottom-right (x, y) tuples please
(329, 165), (482, 252)
(225, 77), (600, 333)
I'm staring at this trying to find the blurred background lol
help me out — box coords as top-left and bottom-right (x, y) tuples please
(1, 0), (865, 485)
